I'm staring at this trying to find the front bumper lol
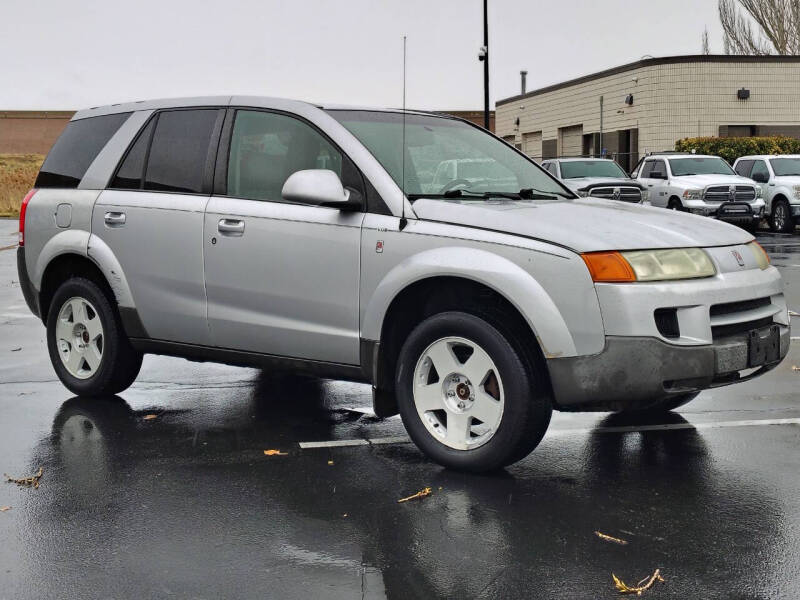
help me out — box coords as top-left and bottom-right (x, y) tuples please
(548, 325), (790, 412)
(684, 199), (764, 223)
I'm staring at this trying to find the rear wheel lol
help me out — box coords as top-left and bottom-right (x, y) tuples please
(770, 198), (795, 233)
(395, 311), (552, 472)
(46, 277), (142, 397)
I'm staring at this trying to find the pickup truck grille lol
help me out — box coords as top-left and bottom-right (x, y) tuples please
(588, 186), (642, 203)
(710, 296), (776, 340)
(704, 185), (756, 202)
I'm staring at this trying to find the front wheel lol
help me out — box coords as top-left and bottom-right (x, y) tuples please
(395, 312), (552, 472)
(46, 277), (143, 397)
(770, 199), (795, 233)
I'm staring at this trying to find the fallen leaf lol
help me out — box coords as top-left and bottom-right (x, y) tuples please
(0, 506), (10, 512)
(10, 348), (21, 352)
(343, 513), (348, 518)
(143, 414), (158, 420)
(5, 467), (43, 489)
(792, 366), (800, 372)
(612, 569), (664, 595)
(264, 449), (288, 456)
(595, 531), (628, 545)
(327, 460), (334, 466)
(398, 487), (432, 503)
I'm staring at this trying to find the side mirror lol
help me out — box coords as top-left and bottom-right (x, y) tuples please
(752, 172), (768, 184)
(282, 169), (360, 210)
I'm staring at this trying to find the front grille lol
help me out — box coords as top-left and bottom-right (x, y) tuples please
(588, 186), (642, 203)
(710, 296), (774, 340)
(710, 297), (771, 318)
(704, 185), (756, 202)
(712, 317), (773, 340)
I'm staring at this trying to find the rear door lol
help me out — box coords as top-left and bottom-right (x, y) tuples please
(93, 108), (224, 344)
(203, 108), (364, 364)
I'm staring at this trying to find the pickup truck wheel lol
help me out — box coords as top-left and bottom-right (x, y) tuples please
(46, 277), (143, 397)
(618, 392), (700, 414)
(667, 198), (686, 211)
(770, 199), (795, 233)
(395, 311), (552, 472)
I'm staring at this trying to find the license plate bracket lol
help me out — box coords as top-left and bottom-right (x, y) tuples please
(748, 325), (780, 367)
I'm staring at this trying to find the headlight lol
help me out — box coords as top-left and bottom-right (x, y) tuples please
(582, 248), (716, 282)
(793, 185), (800, 198)
(640, 189), (649, 202)
(682, 189), (703, 200)
(755, 186), (763, 199)
(748, 241), (770, 270)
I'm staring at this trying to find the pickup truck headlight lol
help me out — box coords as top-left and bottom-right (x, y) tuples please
(582, 248), (716, 282)
(640, 189), (649, 202)
(793, 185), (800, 198)
(755, 186), (763, 199)
(682, 189), (703, 200)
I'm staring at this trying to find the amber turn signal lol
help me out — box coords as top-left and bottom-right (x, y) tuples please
(581, 252), (637, 283)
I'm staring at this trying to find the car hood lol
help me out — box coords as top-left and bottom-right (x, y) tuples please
(562, 177), (641, 191)
(412, 198), (752, 252)
(670, 174), (756, 188)
(773, 175), (800, 186)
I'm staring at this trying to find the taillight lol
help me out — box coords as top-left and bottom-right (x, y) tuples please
(18, 189), (37, 247)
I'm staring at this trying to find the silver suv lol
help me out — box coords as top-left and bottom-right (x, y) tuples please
(17, 97), (790, 471)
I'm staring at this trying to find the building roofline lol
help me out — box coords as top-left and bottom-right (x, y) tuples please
(496, 54), (800, 106)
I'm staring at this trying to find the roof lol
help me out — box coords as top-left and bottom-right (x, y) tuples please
(644, 154), (718, 159)
(72, 96), (450, 121)
(735, 154), (800, 160)
(550, 157), (616, 163)
(497, 54), (800, 106)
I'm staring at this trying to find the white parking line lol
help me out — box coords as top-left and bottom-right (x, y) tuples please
(298, 417), (800, 449)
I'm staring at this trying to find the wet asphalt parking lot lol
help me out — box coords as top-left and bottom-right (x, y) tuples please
(0, 219), (799, 599)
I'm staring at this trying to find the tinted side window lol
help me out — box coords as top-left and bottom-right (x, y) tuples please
(227, 110), (343, 202)
(640, 161), (654, 178)
(35, 112), (131, 188)
(145, 110), (219, 193)
(110, 118), (155, 190)
(650, 160), (666, 177)
(750, 160), (770, 181)
(734, 160), (754, 178)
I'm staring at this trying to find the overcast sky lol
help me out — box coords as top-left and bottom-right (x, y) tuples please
(1, 0), (723, 110)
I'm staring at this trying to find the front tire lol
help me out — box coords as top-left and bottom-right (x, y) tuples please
(667, 198), (686, 212)
(770, 199), (795, 233)
(46, 277), (142, 397)
(395, 312), (552, 472)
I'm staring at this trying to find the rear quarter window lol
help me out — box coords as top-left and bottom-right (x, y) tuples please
(35, 112), (131, 188)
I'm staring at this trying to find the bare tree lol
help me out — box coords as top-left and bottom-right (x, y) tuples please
(719, 0), (800, 54)
(702, 26), (711, 53)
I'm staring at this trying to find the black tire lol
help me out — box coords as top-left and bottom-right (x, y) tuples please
(667, 198), (686, 211)
(395, 311), (552, 472)
(616, 392), (699, 415)
(770, 198), (795, 233)
(46, 277), (143, 397)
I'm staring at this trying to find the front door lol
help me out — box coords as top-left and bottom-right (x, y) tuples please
(640, 159), (669, 207)
(203, 109), (364, 365)
(92, 108), (224, 345)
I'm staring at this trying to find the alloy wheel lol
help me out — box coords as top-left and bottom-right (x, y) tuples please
(55, 296), (104, 379)
(412, 336), (505, 450)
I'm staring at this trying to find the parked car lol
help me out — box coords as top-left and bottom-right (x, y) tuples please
(632, 153), (764, 232)
(541, 158), (646, 203)
(17, 97), (789, 472)
(733, 154), (800, 233)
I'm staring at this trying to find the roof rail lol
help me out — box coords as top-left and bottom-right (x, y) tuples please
(645, 151), (695, 156)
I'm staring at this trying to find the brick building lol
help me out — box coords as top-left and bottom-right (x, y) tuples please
(496, 55), (800, 172)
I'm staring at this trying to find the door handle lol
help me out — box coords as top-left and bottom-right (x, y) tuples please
(218, 218), (245, 236)
(104, 211), (126, 226)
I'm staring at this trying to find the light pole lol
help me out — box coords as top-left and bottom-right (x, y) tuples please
(478, 0), (490, 130)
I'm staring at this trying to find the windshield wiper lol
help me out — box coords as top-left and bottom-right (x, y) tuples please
(519, 187), (570, 199)
(408, 189), (558, 201)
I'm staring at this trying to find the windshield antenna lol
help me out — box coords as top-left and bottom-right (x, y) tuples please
(399, 35), (408, 231)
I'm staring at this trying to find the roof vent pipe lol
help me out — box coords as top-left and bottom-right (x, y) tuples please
(520, 70), (528, 95)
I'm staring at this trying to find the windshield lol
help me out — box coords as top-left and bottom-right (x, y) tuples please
(559, 160), (627, 179)
(668, 157), (735, 176)
(326, 110), (570, 198)
(770, 157), (800, 176)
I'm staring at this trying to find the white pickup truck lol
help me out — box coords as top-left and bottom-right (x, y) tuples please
(733, 154), (800, 233)
(632, 153), (764, 232)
